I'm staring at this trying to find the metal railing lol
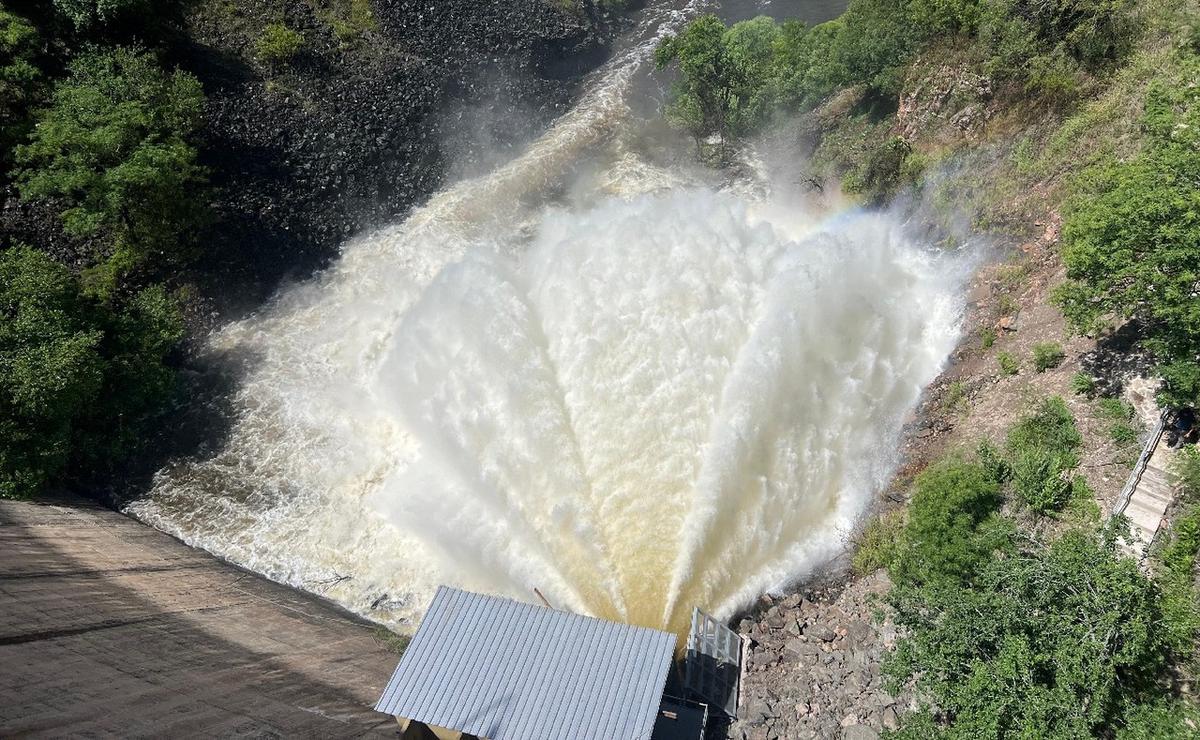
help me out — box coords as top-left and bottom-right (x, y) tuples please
(1112, 411), (1168, 519)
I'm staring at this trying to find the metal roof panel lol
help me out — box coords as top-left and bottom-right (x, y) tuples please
(375, 586), (677, 740)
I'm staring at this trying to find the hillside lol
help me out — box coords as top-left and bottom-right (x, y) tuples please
(648, 1), (1200, 737)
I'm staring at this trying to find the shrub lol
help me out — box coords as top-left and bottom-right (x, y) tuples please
(1155, 501), (1200, 659)
(997, 350), (1018, 376)
(1004, 396), (1082, 514)
(890, 459), (1009, 587)
(1032, 341), (1065, 372)
(1174, 446), (1200, 500)
(1070, 371), (1097, 396)
(887, 530), (1178, 738)
(0, 246), (183, 498)
(976, 439), (1011, 483)
(852, 510), (905, 574)
(14, 47), (207, 294)
(1011, 449), (1073, 513)
(1097, 396), (1131, 421)
(980, 327), (996, 348)
(256, 23), (304, 66)
(1110, 421), (1139, 445)
(1096, 396), (1140, 445)
(1117, 700), (1200, 739)
(844, 136), (915, 202)
(1007, 396), (1082, 463)
(1054, 57), (1200, 407)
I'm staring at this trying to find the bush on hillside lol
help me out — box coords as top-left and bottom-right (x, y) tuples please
(1054, 56), (1200, 407)
(0, 246), (183, 499)
(255, 23), (304, 66)
(889, 458), (1010, 587)
(1071, 371), (1097, 396)
(887, 530), (1178, 738)
(996, 350), (1018, 376)
(1032, 341), (1065, 372)
(1001, 396), (1083, 514)
(14, 47), (208, 295)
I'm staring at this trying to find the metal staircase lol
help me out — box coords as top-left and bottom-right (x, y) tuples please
(1113, 413), (1175, 563)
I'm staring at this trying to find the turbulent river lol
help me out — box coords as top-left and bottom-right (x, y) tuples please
(128, 0), (968, 636)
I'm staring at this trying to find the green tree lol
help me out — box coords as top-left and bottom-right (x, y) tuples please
(1054, 59), (1200, 406)
(655, 14), (774, 140)
(52, 0), (148, 30)
(832, 0), (921, 97)
(0, 246), (104, 498)
(0, 6), (42, 162)
(0, 246), (183, 499)
(15, 47), (208, 294)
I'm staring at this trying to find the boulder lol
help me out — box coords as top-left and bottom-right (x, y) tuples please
(805, 623), (837, 642)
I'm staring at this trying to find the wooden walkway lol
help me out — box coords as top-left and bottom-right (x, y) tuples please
(1114, 414), (1176, 563)
(0, 495), (400, 738)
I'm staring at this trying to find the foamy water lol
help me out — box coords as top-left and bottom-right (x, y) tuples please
(128, 2), (966, 635)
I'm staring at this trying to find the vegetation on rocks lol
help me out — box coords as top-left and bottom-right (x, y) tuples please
(255, 23), (304, 65)
(1053, 54), (1200, 407)
(0, 0), (622, 500)
(875, 403), (1199, 738)
(0, 3), (202, 499)
(0, 246), (182, 499)
(14, 46), (208, 294)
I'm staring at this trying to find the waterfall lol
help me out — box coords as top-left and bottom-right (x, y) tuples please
(128, 1), (965, 635)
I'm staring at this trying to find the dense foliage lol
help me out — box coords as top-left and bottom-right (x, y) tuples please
(654, 0), (1140, 143)
(1054, 55), (1200, 407)
(51, 0), (161, 31)
(0, 246), (183, 499)
(888, 530), (1184, 739)
(0, 2), (201, 499)
(0, 7), (41, 160)
(878, 401), (1199, 738)
(15, 46), (208, 294)
(889, 458), (1009, 587)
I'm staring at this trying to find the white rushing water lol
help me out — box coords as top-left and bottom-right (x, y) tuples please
(128, 1), (966, 636)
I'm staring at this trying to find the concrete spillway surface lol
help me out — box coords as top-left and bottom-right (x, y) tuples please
(0, 496), (398, 737)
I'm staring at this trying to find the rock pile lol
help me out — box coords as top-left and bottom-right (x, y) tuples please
(725, 571), (915, 740)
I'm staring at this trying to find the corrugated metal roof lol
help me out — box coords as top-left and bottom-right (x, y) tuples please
(375, 586), (678, 740)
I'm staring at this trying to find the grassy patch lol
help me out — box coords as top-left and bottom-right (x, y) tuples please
(852, 510), (905, 575)
(1032, 341), (1066, 372)
(1096, 397), (1141, 447)
(980, 327), (997, 349)
(255, 23), (303, 65)
(943, 380), (969, 414)
(372, 626), (410, 655)
(997, 350), (1019, 376)
(1070, 371), (1096, 397)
